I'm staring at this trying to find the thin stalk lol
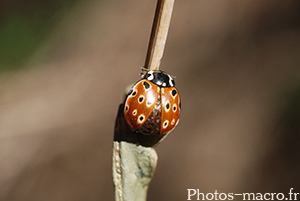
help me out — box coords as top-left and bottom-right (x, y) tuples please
(144, 0), (175, 70)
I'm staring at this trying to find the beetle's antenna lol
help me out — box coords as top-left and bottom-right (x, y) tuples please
(140, 67), (148, 78)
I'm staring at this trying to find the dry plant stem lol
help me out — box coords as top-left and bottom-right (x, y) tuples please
(144, 0), (175, 71)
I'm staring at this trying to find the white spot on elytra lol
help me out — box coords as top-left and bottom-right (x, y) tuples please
(125, 104), (129, 111)
(173, 104), (177, 112)
(163, 120), (169, 129)
(132, 109), (137, 116)
(171, 119), (175, 125)
(165, 101), (170, 112)
(131, 89), (137, 97)
(170, 89), (177, 99)
(137, 114), (145, 124)
(138, 95), (145, 104)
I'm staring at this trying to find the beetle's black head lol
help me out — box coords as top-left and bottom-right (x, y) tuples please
(142, 70), (175, 87)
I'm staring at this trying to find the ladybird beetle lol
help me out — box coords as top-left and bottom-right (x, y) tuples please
(124, 70), (181, 136)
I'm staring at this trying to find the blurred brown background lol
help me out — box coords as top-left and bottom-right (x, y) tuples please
(0, 0), (300, 200)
